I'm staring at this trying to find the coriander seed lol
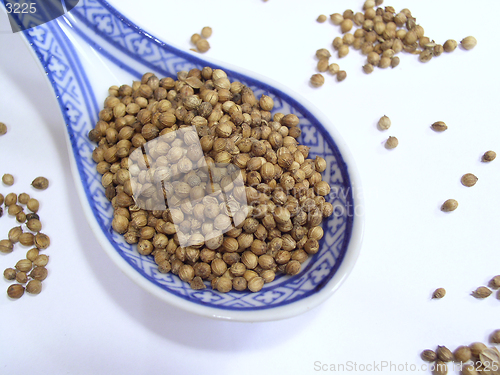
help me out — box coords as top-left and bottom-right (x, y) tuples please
(3, 268), (16, 280)
(489, 275), (500, 289)
(337, 70), (347, 81)
(0, 122), (6, 135)
(461, 364), (479, 375)
(432, 288), (446, 299)
(330, 13), (343, 25)
(33, 254), (49, 267)
(317, 58), (329, 72)
(16, 272), (28, 284)
(441, 199), (458, 212)
(385, 136), (398, 149)
(340, 19), (353, 33)
(201, 26), (212, 38)
(30, 266), (48, 281)
(247, 276), (264, 292)
(472, 286), (492, 298)
(27, 218), (42, 232)
(19, 233), (34, 246)
(317, 14), (327, 23)
(26, 279), (42, 294)
(7, 284), (24, 299)
(431, 121), (448, 132)
(5, 192), (17, 206)
(443, 39), (457, 52)
(190, 33), (201, 44)
(421, 349), (437, 362)
(436, 346), (453, 362)
(491, 330), (500, 344)
(26, 248), (39, 262)
(461, 173), (478, 187)
(31, 176), (49, 190)
(328, 63), (339, 75)
(338, 45), (349, 58)
(391, 56), (400, 68)
(461, 36), (477, 50)
(8, 226), (23, 243)
(310, 74), (325, 87)
(454, 346), (472, 363)
(363, 64), (374, 74)
(469, 342), (487, 358)
(16, 259), (32, 273)
(196, 39), (210, 53)
(378, 115), (391, 130)
(316, 48), (331, 59)
(0, 239), (14, 253)
(482, 151), (496, 162)
(27, 198), (39, 212)
(215, 277), (232, 293)
(34, 233), (50, 249)
(18, 193), (30, 205)
(2, 173), (14, 186)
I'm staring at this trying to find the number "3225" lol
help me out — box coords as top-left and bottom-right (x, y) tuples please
(5, 2), (37, 14)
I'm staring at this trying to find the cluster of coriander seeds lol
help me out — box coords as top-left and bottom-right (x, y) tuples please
(89, 67), (334, 293)
(1, 189), (50, 299)
(190, 26), (212, 53)
(421, 331), (500, 375)
(313, 0), (476, 84)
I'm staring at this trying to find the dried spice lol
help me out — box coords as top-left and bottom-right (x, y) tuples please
(90, 69), (334, 293)
(317, 14), (327, 23)
(7, 284), (24, 299)
(453, 346), (471, 363)
(461, 173), (478, 187)
(385, 136), (398, 149)
(461, 36), (477, 50)
(431, 121), (447, 132)
(441, 199), (458, 212)
(421, 349), (437, 362)
(482, 151), (496, 162)
(31, 176), (49, 190)
(472, 286), (492, 299)
(436, 346), (453, 362)
(311, 74), (325, 87)
(432, 288), (446, 299)
(378, 115), (391, 130)
(2, 173), (14, 186)
(0, 122), (7, 135)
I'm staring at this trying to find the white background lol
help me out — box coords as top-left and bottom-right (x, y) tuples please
(1, 0), (499, 374)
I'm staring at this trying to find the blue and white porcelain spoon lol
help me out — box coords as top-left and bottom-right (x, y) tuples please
(7, 0), (363, 321)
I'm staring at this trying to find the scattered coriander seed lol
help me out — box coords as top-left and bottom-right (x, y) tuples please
(2, 173), (14, 186)
(201, 26), (212, 38)
(379, 57), (391, 68)
(363, 63), (374, 74)
(317, 14), (327, 23)
(338, 44), (349, 58)
(27, 218), (42, 232)
(419, 49), (433, 63)
(8, 226), (23, 243)
(330, 13), (344, 25)
(461, 36), (477, 50)
(247, 276), (264, 292)
(16, 272), (28, 284)
(26, 213), (39, 221)
(34, 233), (50, 250)
(431, 121), (448, 132)
(190, 276), (206, 290)
(27, 198), (39, 212)
(29, 266), (48, 281)
(5, 192), (17, 206)
(491, 330), (500, 344)
(3, 268), (16, 280)
(8, 204), (22, 216)
(337, 70), (347, 81)
(385, 136), (398, 149)
(16, 211), (26, 223)
(7, 284), (24, 299)
(391, 56), (400, 68)
(26, 279), (42, 294)
(441, 199), (458, 212)
(18, 193), (30, 205)
(472, 286), (492, 299)
(378, 115), (391, 130)
(317, 58), (329, 72)
(215, 277), (232, 293)
(470, 342), (487, 358)
(421, 349), (437, 362)
(31, 176), (49, 190)
(482, 151), (496, 162)
(196, 39), (210, 53)
(19, 233), (34, 246)
(310, 73), (325, 87)
(190, 33), (201, 44)
(0, 239), (14, 253)
(432, 361), (447, 375)
(454, 346), (472, 363)
(461, 173), (478, 187)
(436, 346), (454, 362)
(489, 275), (500, 289)
(26, 248), (39, 262)
(33, 254), (49, 267)
(15, 259), (32, 273)
(443, 39), (457, 52)
(316, 48), (331, 59)
(0, 122), (6, 135)
(0, 193), (3, 205)
(432, 288), (446, 299)
(328, 63), (339, 74)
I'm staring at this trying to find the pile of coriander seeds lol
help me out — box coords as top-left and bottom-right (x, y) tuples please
(89, 67), (334, 293)
(1, 177), (51, 299)
(311, 0), (477, 86)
